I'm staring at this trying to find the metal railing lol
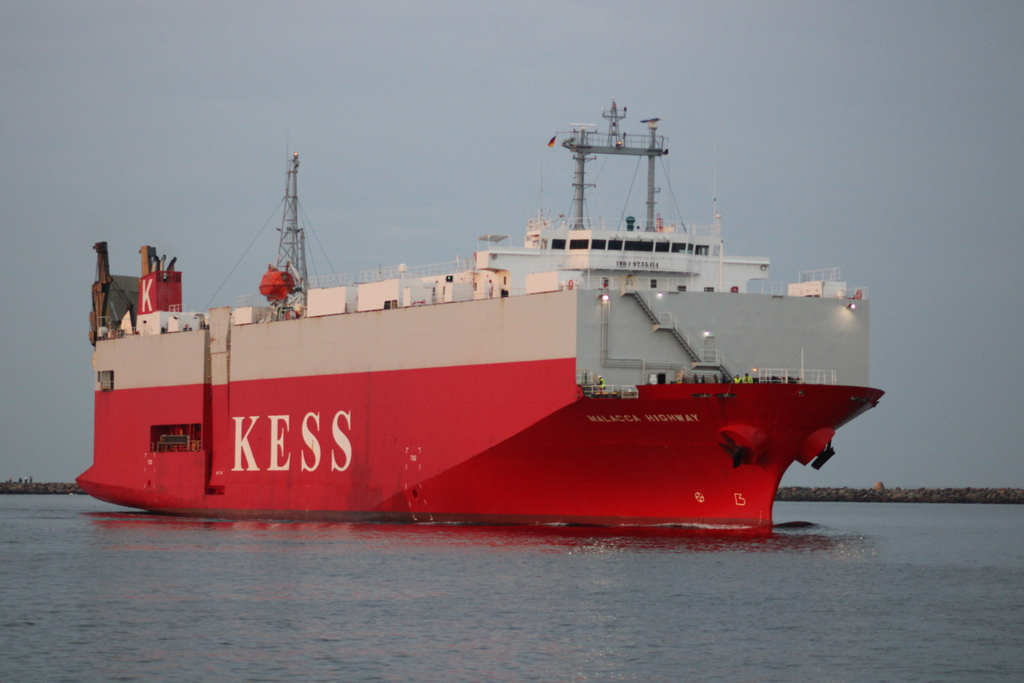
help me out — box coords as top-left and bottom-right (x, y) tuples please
(150, 438), (203, 453)
(551, 216), (720, 237)
(575, 274), (696, 292)
(630, 292), (734, 377)
(746, 280), (868, 300)
(91, 317), (129, 340)
(799, 267), (842, 283)
(562, 129), (665, 152)
(747, 281), (786, 295)
(357, 258), (471, 284)
(754, 368), (837, 385)
(306, 259), (474, 290)
(843, 286), (869, 300)
(580, 384), (640, 399)
(307, 273), (354, 289)
(235, 294), (266, 308)
(651, 309), (703, 363)
(92, 311), (207, 337)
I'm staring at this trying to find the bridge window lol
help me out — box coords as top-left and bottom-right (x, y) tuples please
(655, 242), (670, 253)
(569, 239), (589, 250)
(591, 239), (606, 250)
(551, 239), (566, 250)
(695, 245), (709, 255)
(624, 240), (654, 252)
(608, 239), (623, 250)
(671, 243), (688, 253)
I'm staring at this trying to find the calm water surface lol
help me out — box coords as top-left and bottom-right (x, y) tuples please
(1, 496), (1022, 682)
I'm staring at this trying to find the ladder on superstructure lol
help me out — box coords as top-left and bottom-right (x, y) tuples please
(629, 291), (734, 379)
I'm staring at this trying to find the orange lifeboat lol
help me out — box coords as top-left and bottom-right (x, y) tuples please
(259, 266), (295, 301)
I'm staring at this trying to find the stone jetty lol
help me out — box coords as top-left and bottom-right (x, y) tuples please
(776, 486), (1024, 504)
(1, 482), (84, 495)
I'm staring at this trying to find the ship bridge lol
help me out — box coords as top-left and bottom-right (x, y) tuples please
(469, 212), (768, 296)
(468, 99), (770, 294)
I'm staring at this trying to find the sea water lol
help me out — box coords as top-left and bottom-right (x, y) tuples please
(1, 496), (1021, 682)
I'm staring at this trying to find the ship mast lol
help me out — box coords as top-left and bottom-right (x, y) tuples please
(561, 100), (667, 231)
(276, 152), (307, 296)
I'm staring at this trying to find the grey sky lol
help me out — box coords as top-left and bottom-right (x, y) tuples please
(2, 1), (1022, 487)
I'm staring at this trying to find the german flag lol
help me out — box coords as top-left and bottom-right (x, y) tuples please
(547, 136), (556, 147)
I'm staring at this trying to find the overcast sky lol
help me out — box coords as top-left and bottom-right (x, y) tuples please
(2, 1), (1022, 488)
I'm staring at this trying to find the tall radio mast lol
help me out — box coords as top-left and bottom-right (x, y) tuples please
(260, 152), (308, 316)
(276, 152), (307, 292)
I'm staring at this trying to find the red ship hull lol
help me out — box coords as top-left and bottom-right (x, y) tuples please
(79, 357), (882, 527)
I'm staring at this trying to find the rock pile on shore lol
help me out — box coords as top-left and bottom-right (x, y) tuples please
(1, 482), (84, 495)
(776, 486), (1024, 504)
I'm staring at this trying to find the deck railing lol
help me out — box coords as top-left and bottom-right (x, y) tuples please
(580, 384), (640, 399)
(357, 259), (471, 284)
(753, 368), (837, 385)
(307, 273), (353, 289)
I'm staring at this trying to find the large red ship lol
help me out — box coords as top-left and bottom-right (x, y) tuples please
(80, 102), (882, 526)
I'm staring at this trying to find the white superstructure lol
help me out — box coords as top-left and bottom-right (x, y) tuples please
(110, 101), (872, 389)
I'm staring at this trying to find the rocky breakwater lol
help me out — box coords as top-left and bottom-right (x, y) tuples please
(1, 482), (85, 495)
(776, 486), (1024, 504)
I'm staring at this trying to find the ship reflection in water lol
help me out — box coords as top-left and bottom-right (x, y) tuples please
(84, 510), (869, 557)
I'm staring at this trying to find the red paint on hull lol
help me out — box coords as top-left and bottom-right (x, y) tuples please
(79, 358), (882, 526)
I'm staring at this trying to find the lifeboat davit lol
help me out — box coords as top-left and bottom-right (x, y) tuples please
(259, 266), (295, 301)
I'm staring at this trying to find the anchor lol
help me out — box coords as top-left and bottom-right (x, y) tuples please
(811, 441), (837, 470)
